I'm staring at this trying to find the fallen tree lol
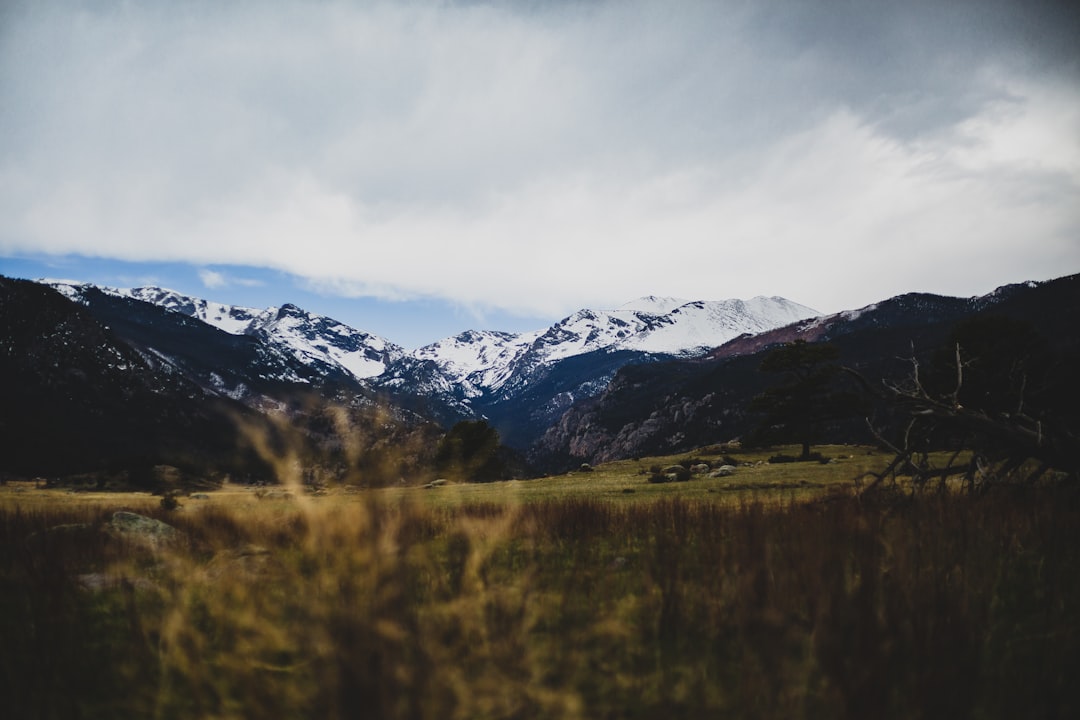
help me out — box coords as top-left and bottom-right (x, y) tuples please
(849, 316), (1080, 493)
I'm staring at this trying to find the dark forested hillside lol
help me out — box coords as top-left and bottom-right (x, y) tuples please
(532, 275), (1080, 470)
(0, 277), (270, 479)
(0, 278), (442, 486)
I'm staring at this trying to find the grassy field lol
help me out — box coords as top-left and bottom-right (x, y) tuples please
(2, 445), (1078, 719)
(0, 444), (885, 509)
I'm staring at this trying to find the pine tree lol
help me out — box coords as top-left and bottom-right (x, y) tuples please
(750, 340), (849, 460)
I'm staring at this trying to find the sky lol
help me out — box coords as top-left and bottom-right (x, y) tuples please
(2, 0), (1078, 349)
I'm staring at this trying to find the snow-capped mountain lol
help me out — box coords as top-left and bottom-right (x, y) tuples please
(48, 282), (405, 380)
(534, 274), (1080, 468)
(375, 294), (820, 448)
(396, 295), (818, 396)
(41, 279), (820, 451)
(48, 281), (816, 391)
(3, 276), (446, 483)
(10, 272), (1077, 479)
(537, 296), (818, 359)
(242, 303), (404, 380)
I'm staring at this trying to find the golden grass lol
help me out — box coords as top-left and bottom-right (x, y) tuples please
(6, 444), (1071, 719)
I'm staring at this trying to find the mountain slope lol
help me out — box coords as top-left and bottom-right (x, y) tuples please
(408, 295), (818, 391)
(0, 277), (271, 477)
(33, 279), (820, 460)
(376, 295), (819, 448)
(50, 282), (405, 380)
(533, 275), (1080, 468)
(4, 278), (447, 485)
(48, 281), (817, 423)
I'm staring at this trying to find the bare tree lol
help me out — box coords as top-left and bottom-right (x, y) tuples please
(851, 324), (1079, 493)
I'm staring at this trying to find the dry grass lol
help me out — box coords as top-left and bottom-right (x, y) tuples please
(2, 446), (1078, 718)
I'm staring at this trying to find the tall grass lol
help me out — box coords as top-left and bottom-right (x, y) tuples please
(2, 489), (1079, 718)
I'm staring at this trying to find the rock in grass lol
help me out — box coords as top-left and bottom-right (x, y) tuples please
(709, 465), (737, 478)
(107, 511), (180, 550)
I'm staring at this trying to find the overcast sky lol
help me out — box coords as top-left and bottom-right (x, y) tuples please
(2, 0), (1078, 347)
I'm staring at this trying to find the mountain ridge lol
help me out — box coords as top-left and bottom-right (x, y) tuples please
(531, 274), (1080, 468)
(6, 273), (1077, 479)
(46, 279), (819, 392)
(39, 280), (821, 453)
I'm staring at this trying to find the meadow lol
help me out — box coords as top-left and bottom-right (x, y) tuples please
(2, 445), (1078, 719)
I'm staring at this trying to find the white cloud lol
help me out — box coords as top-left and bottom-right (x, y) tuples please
(1, 0), (1077, 317)
(198, 269), (227, 289)
(197, 268), (263, 290)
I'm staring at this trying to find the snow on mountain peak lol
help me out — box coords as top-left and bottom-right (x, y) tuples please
(43, 279), (818, 398)
(400, 294), (820, 398)
(44, 281), (402, 380)
(616, 296), (691, 314)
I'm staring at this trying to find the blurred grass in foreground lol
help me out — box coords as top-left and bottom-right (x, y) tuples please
(2, 450), (1078, 718)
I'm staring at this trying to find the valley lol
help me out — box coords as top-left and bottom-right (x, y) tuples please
(3, 274), (1079, 719)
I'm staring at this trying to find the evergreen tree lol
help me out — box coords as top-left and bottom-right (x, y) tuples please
(434, 420), (505, 482)
(750, 340), (851, 459)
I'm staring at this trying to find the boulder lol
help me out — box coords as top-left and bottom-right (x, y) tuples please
(709, 465), (737, 478)
(107, 511), (180, 550)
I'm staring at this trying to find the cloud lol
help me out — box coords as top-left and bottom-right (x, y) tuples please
(1, 0), (1077, 316)
(198, 269), (227, 289)
(198, 268), (263, 290)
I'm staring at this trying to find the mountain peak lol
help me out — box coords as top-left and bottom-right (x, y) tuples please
(616, 296), (691, 314)
(45, 280), (403, 380)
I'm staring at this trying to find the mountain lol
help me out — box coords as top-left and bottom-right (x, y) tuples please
(7, 272), (1076, 480)
(50, 282), (405, 380)
(4, 279), (443, 485)
(0, 277), (273, 478)
(409, 295), (817, 390)
(46, 280), (818, 452)
(375, 295), (819, 448)
(532, 275), (1080, 469)
(50, 283), (349, 397)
